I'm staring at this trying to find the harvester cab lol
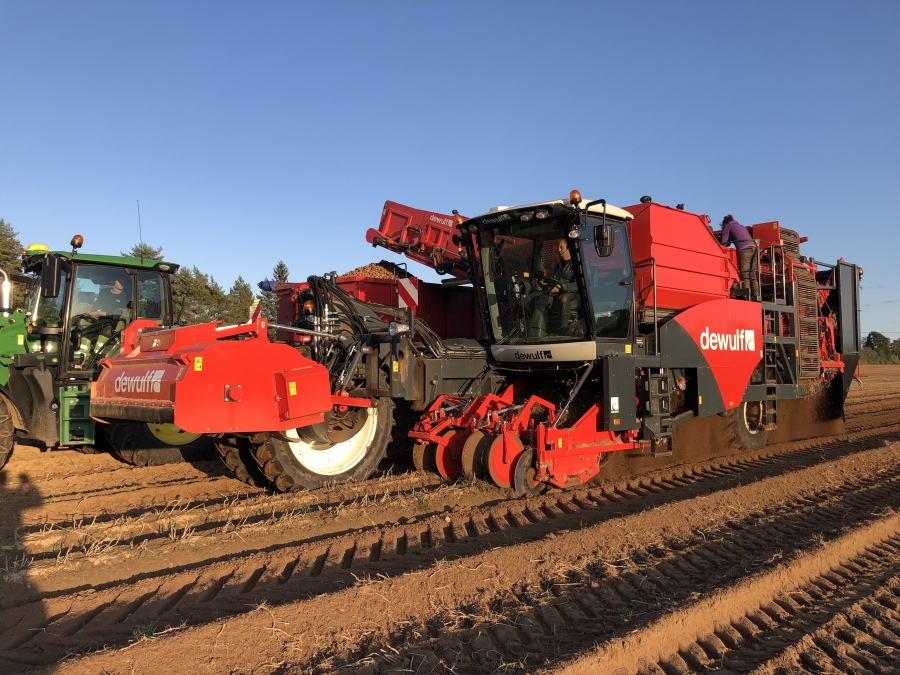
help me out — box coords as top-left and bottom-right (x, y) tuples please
(410, 192), (862, 496)
(0, 239), (184, 470)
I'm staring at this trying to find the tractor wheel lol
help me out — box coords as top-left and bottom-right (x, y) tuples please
(214, 435), (269, 487)
(0, 399), (14, 471)
(734, 401), (768, 450)
(252, 397), (393, 492)
(105, 422), (215, 466)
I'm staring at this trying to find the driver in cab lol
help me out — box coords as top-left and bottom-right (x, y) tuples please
(92, 276), (131, 317)
(528, 239), (578, 336)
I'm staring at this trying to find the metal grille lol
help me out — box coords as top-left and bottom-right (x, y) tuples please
(795, 267), (820, 379)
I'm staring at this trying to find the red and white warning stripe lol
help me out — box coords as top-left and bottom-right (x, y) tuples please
(397, 277), (419, 312)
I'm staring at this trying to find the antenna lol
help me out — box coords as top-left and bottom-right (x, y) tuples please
(136, 200), (144, 262)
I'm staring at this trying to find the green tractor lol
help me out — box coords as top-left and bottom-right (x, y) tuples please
(0, 236), (211, 470)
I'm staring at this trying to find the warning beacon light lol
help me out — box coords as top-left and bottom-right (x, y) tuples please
(70, 234), (84, 253)
(569, 189), (582, 205)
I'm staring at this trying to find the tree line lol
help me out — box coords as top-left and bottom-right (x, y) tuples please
(0, 218), (289, 327)
(860, 332), (900, 365)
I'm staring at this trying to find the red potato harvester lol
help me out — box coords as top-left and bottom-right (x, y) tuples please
(91, 195), (861, 495)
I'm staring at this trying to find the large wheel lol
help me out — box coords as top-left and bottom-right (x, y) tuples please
(105, 421), (215, 466)
(733, 401), (768, 450)
(252, 397), (393, 492)
(214, 435), (269, 487)
(0, 399), (14, 471)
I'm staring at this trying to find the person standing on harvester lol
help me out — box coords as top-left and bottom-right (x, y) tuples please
(720, 215), (759, 298)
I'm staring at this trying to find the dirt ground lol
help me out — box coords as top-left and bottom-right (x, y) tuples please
(0, 366), (898, 674)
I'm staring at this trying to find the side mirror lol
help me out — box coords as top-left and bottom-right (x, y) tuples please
(595, 222), (614, 257)
(41, 256), (62, 298)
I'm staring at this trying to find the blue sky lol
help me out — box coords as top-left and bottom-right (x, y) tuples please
(1, 2), (898, 335)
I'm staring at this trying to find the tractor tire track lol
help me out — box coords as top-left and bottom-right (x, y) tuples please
(5, 438), (900, 671)
(47, 438), (900, 675)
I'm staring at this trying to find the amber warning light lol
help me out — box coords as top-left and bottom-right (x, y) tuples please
(569, 190), (582, 205)
(71, 235), (84, 251)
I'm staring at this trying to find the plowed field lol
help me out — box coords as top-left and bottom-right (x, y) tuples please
(1, 366), (898, 674)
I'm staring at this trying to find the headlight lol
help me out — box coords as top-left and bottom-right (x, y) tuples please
(389, 321), (410, 337)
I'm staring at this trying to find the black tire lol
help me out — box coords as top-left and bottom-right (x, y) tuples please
(733, 401), (768, 450)
(105, 421), (215, 466)
(252, 396), (393, 492)
(214, 435), (269, 487)
(0, 399), (14, 471)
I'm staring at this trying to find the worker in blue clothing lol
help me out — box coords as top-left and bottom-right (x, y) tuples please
(720, 215), (759, 299)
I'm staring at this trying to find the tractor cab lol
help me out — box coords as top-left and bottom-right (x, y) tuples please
(465, 197), (635, 364)
(6, 242), (179, 447)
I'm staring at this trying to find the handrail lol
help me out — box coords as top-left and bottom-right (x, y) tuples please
(633, 257), (658, 356)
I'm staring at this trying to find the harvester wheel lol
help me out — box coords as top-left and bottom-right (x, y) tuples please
(0, 399), (14, 471)
(215, 436), (269, 487)
(734, 401), (768, 450)
(412, 442), (437, 473)
(512, 448), (547, 497)
(254, 396), (392, 491)
(105, 422), (215, 466)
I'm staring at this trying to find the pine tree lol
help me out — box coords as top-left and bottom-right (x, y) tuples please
(257, 260), (290, 327)
(122, 243), (164, 260)
(0, 219), (24, 274)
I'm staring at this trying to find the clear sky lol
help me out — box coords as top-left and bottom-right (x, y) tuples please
(1, 2), (898, 334)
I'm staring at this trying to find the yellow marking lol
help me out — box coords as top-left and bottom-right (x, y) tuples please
(625, 344), (632, 354)
(392, 361), (399, 372)
(194, 357), (202, 371)
(523, 272), (530, 277)
(699, 395), (703, 405)
(17, 334), (24, 346)
(289, 381), (297, 396)
(557, 438), (562, 448)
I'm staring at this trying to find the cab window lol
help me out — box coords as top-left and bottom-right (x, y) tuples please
(138, 272), (164, 320)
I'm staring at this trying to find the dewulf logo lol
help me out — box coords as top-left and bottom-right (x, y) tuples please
(514, 350), (553, 361)
(700, 327), (755, 352)
(429, 214), (453, 227)
(482, 213), (512, 225)
(114, 369), (166, 394)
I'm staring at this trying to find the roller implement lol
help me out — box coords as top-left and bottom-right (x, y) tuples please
(0, 237), (210, 471)
(92, 193), (861, 494)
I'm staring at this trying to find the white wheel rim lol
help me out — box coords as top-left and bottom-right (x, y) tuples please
(744, 403), (762, 434)
(286, 407), (378, 475)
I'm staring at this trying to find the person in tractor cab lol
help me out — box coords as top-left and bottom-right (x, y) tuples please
(527, 239), (579, 337)
(720, 215), (759, 299)
(93, 275), (132, 317)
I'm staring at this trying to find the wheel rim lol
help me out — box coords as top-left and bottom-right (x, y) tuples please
(147, 423), (203, 446)
(486, 434), (524, 489)
(743, 402), (764, 434)
(435, 430), (465, 480)
(286, 407), (378, 475)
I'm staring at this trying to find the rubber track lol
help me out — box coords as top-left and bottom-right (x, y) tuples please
(2, 441), (900, 668)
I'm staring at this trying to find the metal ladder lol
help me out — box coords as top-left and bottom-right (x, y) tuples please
(641, 371), (674, 456)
